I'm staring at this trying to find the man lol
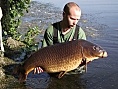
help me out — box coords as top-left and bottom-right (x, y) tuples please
(42, 2), (86, 47)
(34, 2), (86, 74)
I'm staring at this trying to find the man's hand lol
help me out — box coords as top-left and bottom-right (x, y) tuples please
(34, 67), (44, 74)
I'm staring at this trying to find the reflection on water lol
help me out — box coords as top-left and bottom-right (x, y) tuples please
(26, 72), (50, 89)
(25, 72), (86, 89)
(48, 74), (86, 89)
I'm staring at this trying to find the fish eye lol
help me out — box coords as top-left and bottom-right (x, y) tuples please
(93, 46), (100, 51)
(93, 46), (96, 50)
(96, 47), (100, 50)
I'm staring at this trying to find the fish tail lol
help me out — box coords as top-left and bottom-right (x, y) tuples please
(13, 64), (21, 75)
(13, 64), (27, 82)
(19, 70), (27, 82)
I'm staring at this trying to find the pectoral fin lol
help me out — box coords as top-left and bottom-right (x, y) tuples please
(58, 71), (67, 78)
(83, 63), (87, 73)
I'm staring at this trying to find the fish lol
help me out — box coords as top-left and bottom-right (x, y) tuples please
(14, 39), (108, 82)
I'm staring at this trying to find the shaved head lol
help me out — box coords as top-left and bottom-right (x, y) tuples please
(63, 2), (81, 15)
(61, 2), (82, 29)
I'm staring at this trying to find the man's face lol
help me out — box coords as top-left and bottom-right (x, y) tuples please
(63, 7), (81, 28)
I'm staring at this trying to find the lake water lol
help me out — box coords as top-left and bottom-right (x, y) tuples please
(16, 0), (118, 89)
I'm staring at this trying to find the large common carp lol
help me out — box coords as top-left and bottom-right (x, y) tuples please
(14, 39), (108, 82)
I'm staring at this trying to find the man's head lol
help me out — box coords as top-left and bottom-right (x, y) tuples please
(62, 2), (81, 28)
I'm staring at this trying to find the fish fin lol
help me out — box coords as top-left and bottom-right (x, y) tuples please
(19, 72), (27, 82)
(12, 64), (27, 82)
(79, 58), (87, 73)
(58, 71), (67, 78)
(85, 59), (87, 73)
(83, 63), (87, 73)
(12, 64), (21, 75)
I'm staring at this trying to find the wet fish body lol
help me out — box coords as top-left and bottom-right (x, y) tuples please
(14, 39), (107, 82)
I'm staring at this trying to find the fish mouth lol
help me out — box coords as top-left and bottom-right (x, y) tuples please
(99, 51), (108, 58)
(86, 51), (108, 62)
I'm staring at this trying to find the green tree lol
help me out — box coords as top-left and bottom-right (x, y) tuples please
(0, 0), (41, 54)
(1, 0), (30, 40)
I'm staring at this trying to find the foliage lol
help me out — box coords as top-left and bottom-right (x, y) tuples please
(2, 0), (42, 52)
(23, 26), (41, 52)
(8, 0), (31, 40)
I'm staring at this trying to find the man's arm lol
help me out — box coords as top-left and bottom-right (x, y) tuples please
(41, 25), (54, 48)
